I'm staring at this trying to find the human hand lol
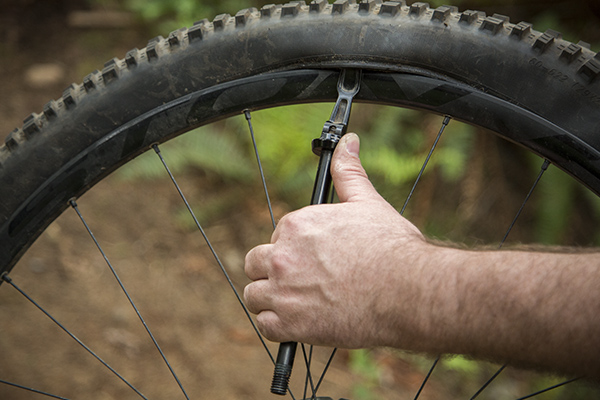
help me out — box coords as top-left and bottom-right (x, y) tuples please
(244, 133), (434, 349)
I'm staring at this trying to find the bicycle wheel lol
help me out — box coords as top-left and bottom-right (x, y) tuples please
(1, 1), (599, 399)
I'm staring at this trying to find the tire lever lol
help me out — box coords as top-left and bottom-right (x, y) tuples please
(270, 68), (362, 396)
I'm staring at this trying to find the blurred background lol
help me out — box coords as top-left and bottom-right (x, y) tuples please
(1, 0), (600, 399)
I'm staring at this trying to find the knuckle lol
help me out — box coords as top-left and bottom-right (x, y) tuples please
(277, 210), (306, 233)
(270, 250), (293, 276)
(275, 213), (294, 232)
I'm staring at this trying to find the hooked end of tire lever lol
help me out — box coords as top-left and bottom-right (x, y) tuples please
(312, 69), (362, 156)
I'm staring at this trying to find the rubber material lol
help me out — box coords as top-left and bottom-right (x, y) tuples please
(1, 1), (599, 275)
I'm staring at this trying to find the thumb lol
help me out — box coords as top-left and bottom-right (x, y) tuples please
(331, 133), (380, 203)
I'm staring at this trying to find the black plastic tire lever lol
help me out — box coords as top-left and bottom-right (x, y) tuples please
(270, 68), (362, 396)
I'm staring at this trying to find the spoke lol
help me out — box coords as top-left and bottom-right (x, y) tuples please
(401, 116), (451, 216)
(242, 112), (301, 400)
(245, 109), (277, 230)
(0, 378), (72, 400)
(413, 356), (439, 400)
(459, 160), (550, 397)
(329, 186), (337, 204)
(463, 159), (551, 397)
(515, 377), (579, 400)
(469, 364), (506, 400)
(499, 159), (551, 248)
(246, 108), (303, 398)
(298, 345), (338, 400)
(155, 144), (301, 400)
(0, 273), (149, 400)
(153, 144), (273, 361)
(313, 347), (337, 395)
(301, 344), (317, 399)
(69, 200), (190, 400)
(153, 144), (296, 397)
(403, 117), (450, 398)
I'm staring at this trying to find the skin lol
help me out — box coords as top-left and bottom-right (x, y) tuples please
(244, 133), (600, 379)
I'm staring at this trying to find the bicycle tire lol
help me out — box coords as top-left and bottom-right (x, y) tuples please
(1, 2), (599, 275)
(0, 3), (599, 397)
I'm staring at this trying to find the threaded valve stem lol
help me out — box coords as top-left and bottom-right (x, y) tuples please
(271, 362), (293, 395)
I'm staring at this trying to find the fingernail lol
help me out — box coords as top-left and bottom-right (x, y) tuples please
(345, 133), (360, 157)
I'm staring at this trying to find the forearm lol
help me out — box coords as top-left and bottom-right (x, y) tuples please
(385, 245), (600, 378)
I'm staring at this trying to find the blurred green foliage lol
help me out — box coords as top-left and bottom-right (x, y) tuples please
(349, 349), (382, 400)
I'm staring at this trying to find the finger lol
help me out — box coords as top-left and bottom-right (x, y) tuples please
(244, 244), (272, 281)
(331, 133), (381, 203)
(243, 279), (272, 314)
